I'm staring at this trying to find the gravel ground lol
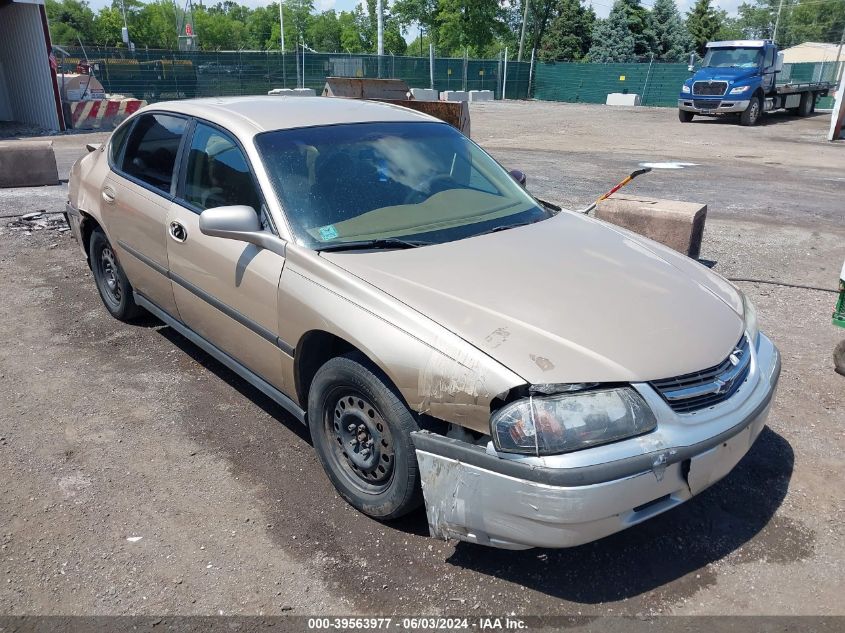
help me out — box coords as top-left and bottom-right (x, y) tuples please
(0, 101), (843, 617)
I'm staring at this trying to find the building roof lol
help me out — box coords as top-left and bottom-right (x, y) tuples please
(781, 42), (843, 64)
(149, 96), (437, 137)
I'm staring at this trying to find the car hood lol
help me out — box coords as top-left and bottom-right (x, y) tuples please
(694, 66), (759, 83)
(322, 212), (744, 385)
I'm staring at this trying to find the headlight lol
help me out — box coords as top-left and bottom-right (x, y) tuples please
(730, 85), (750, 94)
(682, 84), (691, 93)
(491, 387), (657, 456)
(742, 292), (759, 345)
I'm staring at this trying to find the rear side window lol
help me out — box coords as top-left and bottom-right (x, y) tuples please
(183, 123), (261, 211)
(109, 121), (132, 165)
(120, 113), (186, 194)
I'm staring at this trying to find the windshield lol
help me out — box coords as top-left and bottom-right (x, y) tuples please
(702, 47), (763, 69)
(255, 121), (549, 250)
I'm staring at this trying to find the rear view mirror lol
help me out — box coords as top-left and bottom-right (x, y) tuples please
(200, 205), (286, 257)
(509, 169), (527, 187)
(775, 52), (784, 73)
(688, 52), (696, 72)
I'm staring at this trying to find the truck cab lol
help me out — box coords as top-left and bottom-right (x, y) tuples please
(679, 40), (783, 126)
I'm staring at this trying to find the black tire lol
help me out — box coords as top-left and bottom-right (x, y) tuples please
(308, 353), (422, 520)
(678, 109), (694, 123)
(89, 228), (141, 321)
(798, 92), (813, 116)
(835, 340), (845, 377)
(740, 95), (763, 126)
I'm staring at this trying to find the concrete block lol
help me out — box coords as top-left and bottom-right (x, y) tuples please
(0, 140), (59, 188)
(469, 90), (494, 102)
(440, 90), (468, 102)
(69, 98), (145, 130)
(606, 93), (641, 106)
(410, 88), (438, 101)
(268, 88), (316, 96)
(595, 194), (707, 259)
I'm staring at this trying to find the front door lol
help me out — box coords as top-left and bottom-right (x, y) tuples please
(166, 121), (289, 390)
(104, 112), (187, 316)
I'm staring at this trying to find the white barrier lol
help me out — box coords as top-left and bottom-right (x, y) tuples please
(606, 93), (641, 106)
(468, 90), (493, 102)
(440, 90), (469, 102)
(268, 88), (317, 96)
(410, 88), (438, 101)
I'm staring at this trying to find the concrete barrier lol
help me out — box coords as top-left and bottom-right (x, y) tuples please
(268, 88), (316, 96)
(441, 90), (468, 102)
(606, 93), (641, 106)
(410, 88), (438, 101)
(595, 194), (707, 259)
(0, 140), (59, 188)
(69, 98), (145, 130)
(468, 90), (494, 102)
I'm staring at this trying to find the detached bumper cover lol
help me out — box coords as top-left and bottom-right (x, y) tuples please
(678, 98), (750, 114)
(412, 334), (781, 550)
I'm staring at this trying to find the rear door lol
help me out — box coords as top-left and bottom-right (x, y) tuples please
(103, 112), (188, 316)
(166, 120), (289, 390)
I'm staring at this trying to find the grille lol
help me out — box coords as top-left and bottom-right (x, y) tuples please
(650, 336), (752, 414)
(693, 99), (721, 110)
(693, 81), (727, 96)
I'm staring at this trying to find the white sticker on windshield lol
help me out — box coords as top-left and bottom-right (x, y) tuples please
(318, 225), (339, 241)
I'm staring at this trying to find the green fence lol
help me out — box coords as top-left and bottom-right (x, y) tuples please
(534, 61), (842, 109)
(56, 47), (531, 102)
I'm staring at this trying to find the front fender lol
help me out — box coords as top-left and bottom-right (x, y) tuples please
(277, 245), (525, 434)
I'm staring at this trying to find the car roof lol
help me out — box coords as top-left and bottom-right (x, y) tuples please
(147, 96), (439, 137)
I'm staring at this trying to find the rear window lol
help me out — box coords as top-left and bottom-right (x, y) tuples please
(120, 113), (186, 194)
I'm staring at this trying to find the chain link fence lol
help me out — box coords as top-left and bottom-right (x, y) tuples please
(56, 47), (532, 102)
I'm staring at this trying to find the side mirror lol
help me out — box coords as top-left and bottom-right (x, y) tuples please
(199, 205), (286, 257)
(509, 169), (527, 187)
(774, 52), (784, 73)
(688, 52), (696, 72)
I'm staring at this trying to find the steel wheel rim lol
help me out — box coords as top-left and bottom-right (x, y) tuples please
(750, 101), (760, 123)
(323, 388), (395, 494)
(98, 246), (122, 306)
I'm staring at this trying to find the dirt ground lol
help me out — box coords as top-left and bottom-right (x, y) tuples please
(0, 101), (843, 618)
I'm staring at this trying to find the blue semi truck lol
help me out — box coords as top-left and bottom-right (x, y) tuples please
(678, 39), (835, 126)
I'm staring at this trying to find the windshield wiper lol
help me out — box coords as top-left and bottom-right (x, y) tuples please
(316, 238), (431, 252)
(472, 220), (538, 238)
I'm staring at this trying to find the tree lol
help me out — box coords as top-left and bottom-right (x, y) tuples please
(619, 0), (655, 57)
(437, 0), (505, 57)
(393, 0), (440, 47)
(650, 0), (693, 61)
(539, 0), (595, 61)
(307, 10), (342, 52)
(46, 0), (96, 45)
(588, 0), (636, 62)
(686, 0), (723, 56)
(789, 0), (845, 45)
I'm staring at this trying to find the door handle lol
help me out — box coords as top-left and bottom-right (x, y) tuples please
(169, 221), (187, 243)
(101, 186), (116, 204)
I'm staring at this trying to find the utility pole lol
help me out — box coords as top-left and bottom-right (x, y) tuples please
(835, 21), (845, 78)
(772, 0), (784, 44)
(517, 0), (529, 62)
(377, 0), (384, 77)
(279, 1), (285, 52)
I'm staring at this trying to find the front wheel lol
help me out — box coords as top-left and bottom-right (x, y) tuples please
(740, 96), (763, 126)
(678, 109), (694, 123)
(835, 340), (845, 376)
(308, 353), (422, 520)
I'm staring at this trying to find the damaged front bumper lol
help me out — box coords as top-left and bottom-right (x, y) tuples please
(412, 333), (781, 550)
(65, 201), (86, 256)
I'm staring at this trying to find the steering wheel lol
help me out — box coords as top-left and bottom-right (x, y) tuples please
(403, 173), (456, 204)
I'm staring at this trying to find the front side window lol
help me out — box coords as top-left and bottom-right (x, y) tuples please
(183, 123), (261, 212)
(120, 113), (186, 194)
(255, 121), (549, 249)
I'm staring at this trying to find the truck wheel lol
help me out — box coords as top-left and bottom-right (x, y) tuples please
(835, 340), (845, 377)
(308, 353), (422, 520)
(798, 92), (813, 117)
(678, 109), (694, 123)
(740, 96), (762, 126)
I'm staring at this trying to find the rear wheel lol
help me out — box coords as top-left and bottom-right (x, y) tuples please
(835, 340), (845, 377)
(89, 228), (141, 321)
(798, 92), (814, 117)
(740, 95), (762, 126)
(308, 353), (422, 520)
(678, 109), (694, 123)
